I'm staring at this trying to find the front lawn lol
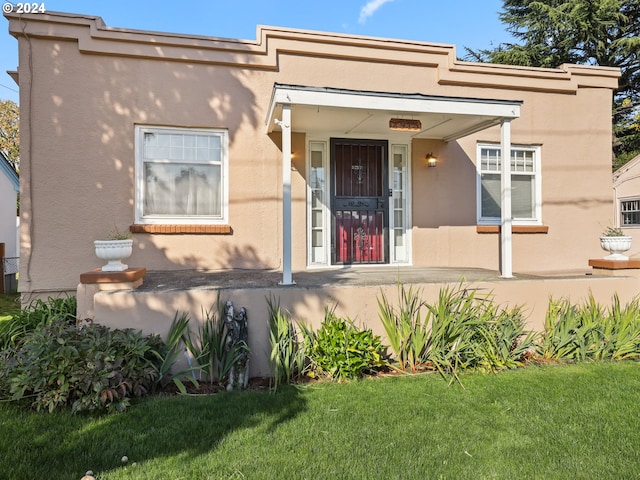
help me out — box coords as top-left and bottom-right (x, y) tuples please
(1, 361), (639, 479)
(0, 293), (19, 321)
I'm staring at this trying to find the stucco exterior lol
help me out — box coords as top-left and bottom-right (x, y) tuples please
(613, 154), (640, 257)
(7, 11), (620, 297)
(0, 152), (18, 260)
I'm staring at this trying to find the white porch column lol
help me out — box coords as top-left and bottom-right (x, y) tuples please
(279, 104), (295, 285)
(500, 119), (513, 278)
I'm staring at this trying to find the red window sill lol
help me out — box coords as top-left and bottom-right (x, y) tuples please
(476, 225), (549, 234)
(129, 224), (233, 234)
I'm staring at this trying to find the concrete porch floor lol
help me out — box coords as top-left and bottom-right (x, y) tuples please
(136, 266), (556, 293)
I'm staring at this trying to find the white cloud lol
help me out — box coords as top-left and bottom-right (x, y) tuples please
(358, 0), (395, 24)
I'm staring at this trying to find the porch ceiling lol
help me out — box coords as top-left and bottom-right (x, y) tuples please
(266, 84), (522, 141)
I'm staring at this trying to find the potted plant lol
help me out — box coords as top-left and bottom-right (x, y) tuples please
(600, 226), (632, 261)
(94, 226), (133, 272)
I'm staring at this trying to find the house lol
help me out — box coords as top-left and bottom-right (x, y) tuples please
(0, 151), (18, 292)
(613, 154), (640, 255)
(7, 11), (636, 375)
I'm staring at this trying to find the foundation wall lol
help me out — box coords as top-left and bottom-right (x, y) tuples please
(88, 273), (640, 378)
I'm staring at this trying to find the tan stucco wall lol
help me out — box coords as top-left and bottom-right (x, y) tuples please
(412, 85), (616, 273)
(613, 155), (640, 257)
(8, 12), (620, 295)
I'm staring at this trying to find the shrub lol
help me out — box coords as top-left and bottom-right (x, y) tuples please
(183, 304), (225, 384)
(305, 308), (387, 381)
(377, 282), (535, 383)
(474, 306), (538, 372)
(1, 319), (165, 413)
(537, 293), (640, 362)
(182, 304), (248, 388)
(378, 283), (429, 373)
(267, 297), (307, 390)
(0, 295), (77, 350)
(426, 284), (486, 381)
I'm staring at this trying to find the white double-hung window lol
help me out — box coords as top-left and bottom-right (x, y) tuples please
(135, 126), (228, 224)
(477, 143), (541, 225)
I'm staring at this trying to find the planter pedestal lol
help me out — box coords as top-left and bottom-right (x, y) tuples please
(77, 268), (146, 324)
(588, 259), (640, 276)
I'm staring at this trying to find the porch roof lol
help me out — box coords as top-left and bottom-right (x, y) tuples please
(267, 83), (522, 284)
(265, 83), (522, 141)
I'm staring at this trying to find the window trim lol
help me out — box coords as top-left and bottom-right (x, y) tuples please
(620, 197), (640, 227)
(134, 125), (229, 225)
(306, 140), (329, 266)
(476, 143), (542, 226)
(389, 143), (412, 265)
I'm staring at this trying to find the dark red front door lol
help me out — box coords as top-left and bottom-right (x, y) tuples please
(331, 138), (389, 265)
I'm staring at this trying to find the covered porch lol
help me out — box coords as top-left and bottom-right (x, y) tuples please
(266, 84), (523, 284)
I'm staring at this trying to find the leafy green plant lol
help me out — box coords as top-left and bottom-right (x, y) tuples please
(305, 307), (387, 380)
(537, 297), (580, 360)
(107, 224), (132, 240)
(0, 295), (77, 350)
(608, 294), (640, 360)
(183, 302), (250, 388)
(537, 293), (640, 362)
(602, 225), (625, 237)
(267, 297), (307, 390)
(377, 282), (535, 384)
(1, 319), (165, 413)
(475, 306), (538, 372)
(426, 285), (486, 383)
(152, 312), (200, 395)
(183, 303), (224, 384)
(377, 283), (429, 372)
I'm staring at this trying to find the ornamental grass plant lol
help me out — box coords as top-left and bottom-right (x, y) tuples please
(538, 292), (640, 361)
(378, 282), (536, 383)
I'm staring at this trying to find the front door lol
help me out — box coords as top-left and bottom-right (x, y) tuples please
(331, 138), (389, 265)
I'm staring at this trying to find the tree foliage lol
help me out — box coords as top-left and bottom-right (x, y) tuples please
(465, 0), (640, 168)
(0, 99), (19, 172)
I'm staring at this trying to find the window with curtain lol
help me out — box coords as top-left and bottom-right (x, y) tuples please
(135, 126), (228, 224)
(477, 144), (541, 224)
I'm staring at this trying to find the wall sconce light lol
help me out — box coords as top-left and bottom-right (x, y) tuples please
(426, 152), (437, 167)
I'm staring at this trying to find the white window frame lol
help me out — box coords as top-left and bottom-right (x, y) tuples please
(135, 125), (229, 225)
(620, 198), (640, 227)
(390, 143), (412, 265)
(476, 143), (542, 225)
(306, 141), (330, 266)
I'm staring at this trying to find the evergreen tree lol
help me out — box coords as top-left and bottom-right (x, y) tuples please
(466, 0), (640, 168)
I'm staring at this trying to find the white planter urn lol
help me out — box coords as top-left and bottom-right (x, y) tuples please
(94, 239), (133, 272)
(600, 236), (632, 261)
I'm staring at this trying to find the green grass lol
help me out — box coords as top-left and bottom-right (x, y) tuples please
(0, 292), (19, 322)
(1, 361), (640, 479)
(0, 292), (19, 313)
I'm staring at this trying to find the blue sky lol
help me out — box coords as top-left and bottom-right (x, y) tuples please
(0, 0), (514, 103)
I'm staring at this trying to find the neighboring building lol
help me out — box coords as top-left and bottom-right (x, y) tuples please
(614, 154), (640, 257)
(6, 11), (620, 298)
(0, 151), (18, 257)
(0, 151), (18, 293)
